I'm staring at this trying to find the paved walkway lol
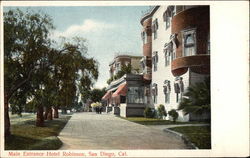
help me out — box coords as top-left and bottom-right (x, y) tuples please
(58, 112), (188, 150)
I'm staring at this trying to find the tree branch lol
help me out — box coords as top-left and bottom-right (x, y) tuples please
(7, 67), (35, 99)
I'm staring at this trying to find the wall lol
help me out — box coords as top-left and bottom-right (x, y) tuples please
(172, 6), (210, 57)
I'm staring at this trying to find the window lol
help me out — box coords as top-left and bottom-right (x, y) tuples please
(127, 87), (144, 104)
(169, 33), (178, 60)
(163, 6), (174, 30)
(182, 29), (196, 56)
(152, 19), (158, 40)
(164, 42), (172, 66)
(174, 77), (184, 103)
(141, 31), (147, 44)
(120, 96), (126, 103)
(163, 80), (171, 104)
(152, 83), (158, 104)
(152, 51), (158, 71)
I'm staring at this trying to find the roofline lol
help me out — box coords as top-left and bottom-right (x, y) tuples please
(140, 6), (160, 25)
(109, 55), (143, 66)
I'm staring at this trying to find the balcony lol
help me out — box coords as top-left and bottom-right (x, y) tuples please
(171, 54), (210, 76)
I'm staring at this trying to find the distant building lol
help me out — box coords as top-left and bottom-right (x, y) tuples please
(109, 54), (143, 78)
(140, 5), (210, 121)
(103, 54), (146, 117)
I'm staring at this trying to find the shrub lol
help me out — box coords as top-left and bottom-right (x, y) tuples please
(168, 109), (179, 122)
(144, 107), (155, 118)
(157, 104), (167, 119)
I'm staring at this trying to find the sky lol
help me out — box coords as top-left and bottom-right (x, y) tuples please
(4, 6), (150, 89)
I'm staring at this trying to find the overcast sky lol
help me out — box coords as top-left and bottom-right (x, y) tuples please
(4, 6), (149, 89)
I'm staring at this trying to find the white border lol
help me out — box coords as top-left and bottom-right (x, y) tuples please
(1, 1), (249, 157)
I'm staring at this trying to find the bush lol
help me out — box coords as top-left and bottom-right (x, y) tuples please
(157, 104), (167, 119)
(144, 107), (155, 118)
(168, 109), (179, 122)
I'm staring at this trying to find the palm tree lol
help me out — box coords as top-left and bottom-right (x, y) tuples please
(178, 77), (210, 116)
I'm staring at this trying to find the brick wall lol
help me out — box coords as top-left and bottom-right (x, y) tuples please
(171, 6), (210, 58)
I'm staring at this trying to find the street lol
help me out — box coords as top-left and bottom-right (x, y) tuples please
(58, 112), (188, 149)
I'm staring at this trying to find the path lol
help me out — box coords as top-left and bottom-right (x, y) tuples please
(58, 112), (188, 150)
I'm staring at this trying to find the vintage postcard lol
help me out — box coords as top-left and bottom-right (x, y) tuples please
(0, 0), (249, 157)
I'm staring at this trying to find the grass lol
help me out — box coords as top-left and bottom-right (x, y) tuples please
(169, 126), (211, 149)
(118, 116), (208, 125)
(5, 113), (71, 150)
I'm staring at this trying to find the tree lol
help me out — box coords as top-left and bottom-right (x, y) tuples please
(4, 9), (54, 136)
(4, 9), (99, 136)
(89, 88), (106, 103)
(106, 64), (132, 84)
(178, 77), (210, 116)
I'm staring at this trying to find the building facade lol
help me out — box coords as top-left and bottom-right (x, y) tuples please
(109, 54), (142, 78)
(140, 5), (210, 121)
(103, 54), (146, 117)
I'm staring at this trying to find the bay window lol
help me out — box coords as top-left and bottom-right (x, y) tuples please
(127, 87), (144, 104)
(182, 29), (196, 56)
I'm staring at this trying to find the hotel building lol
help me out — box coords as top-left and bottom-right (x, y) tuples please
(140, 5), (210, 121)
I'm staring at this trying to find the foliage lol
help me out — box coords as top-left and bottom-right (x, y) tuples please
(73, 102), (83, 112)
(81, 87), (106, 103)
(90, 102), (102, 108)
(157, 104), (167, 119)
(178, 78), (210, 115)
(169, 126), (211, 149)
(4, 9), (99, 120)
(168, 109), (179, 122)
(4, 8), (54, 107)
(107, 78), (113, 84)
(106, 64), (132, 84)
(144, 107), (155, 118)
(90, 88), (106, 102)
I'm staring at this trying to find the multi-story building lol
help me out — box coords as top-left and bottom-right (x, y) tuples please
(109, 54), (142, 78)
(102, 54), (146, 117)
(140, 5), (210, 121)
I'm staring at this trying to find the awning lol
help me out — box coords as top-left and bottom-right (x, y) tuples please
(102, 91), (112, 100)
(112, 83), (127, 97)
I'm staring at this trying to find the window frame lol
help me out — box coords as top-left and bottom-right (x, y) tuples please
(152, 83), (158, 104)
(182, 28), (197, 57)
(127, 86), (144, 104)
(152, 51), (158, 72)
(152, 19), (158, 40)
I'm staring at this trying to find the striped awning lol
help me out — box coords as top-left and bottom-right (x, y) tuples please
(112, 83), (127, 97)
(102, 91), (112, 100)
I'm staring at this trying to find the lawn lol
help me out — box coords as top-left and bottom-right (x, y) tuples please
(118, 116), (206, 125)
(169, 126), (211, 149)
(5, 113), (71, 150)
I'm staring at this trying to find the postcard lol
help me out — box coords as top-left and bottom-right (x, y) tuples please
(0, 1), (249, 157)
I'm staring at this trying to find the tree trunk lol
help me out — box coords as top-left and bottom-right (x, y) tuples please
(44, 107), (49, 120)
(36, 106), (44, 127)
(54, 107), (59, 118)
(4, 95), (11, 137)
(47, 107), (53, 120)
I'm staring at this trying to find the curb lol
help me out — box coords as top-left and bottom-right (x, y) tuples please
(163, 128), (199, 149)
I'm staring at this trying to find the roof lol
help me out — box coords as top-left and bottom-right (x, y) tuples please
(112, 83), (127, 97)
